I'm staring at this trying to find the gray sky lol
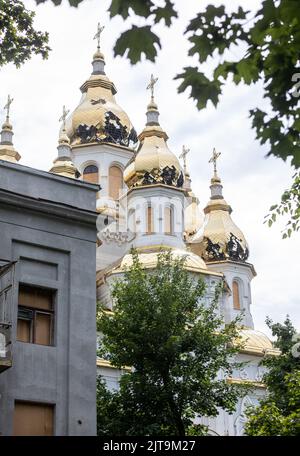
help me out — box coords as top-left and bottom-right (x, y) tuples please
(1, 0), (299, 336)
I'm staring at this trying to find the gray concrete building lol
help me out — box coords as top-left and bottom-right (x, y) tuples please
(0, 159), (98, 435)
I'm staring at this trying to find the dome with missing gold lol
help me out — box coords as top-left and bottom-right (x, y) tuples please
(124, 96), (184, 189)
(64, 51), (137, 148)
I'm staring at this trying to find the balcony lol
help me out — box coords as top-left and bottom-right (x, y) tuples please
(0, 260), (16, 373)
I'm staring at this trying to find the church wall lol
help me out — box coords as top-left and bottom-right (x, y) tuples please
(72, 142), (133, 201)
(207, 261), (255, 328)
(96, 211), (130, 272)
(126, 185), (186, 250)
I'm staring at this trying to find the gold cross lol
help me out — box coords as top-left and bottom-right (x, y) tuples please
(4, 95), (13, 121)
(59, 105), (69, 130)
(179, 145), (190, 174)
(146, 74), (158, 101)
(94, 22), (105, 51)
(209, 148), (221, 176)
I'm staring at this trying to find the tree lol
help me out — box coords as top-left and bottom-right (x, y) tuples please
(0, 0), (50, 67)
(264, 170), (300, 239)
(245, 316), (300, 436)
(97, 251), (248, 436)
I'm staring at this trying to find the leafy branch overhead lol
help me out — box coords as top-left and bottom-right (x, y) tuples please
(0, 0), (50, 67)
(114, 26), (161, 64)
(176, 2), (299, 169)
(264, 171), (300, 239)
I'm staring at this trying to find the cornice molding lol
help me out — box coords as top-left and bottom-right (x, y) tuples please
(0, 188), (98, 226)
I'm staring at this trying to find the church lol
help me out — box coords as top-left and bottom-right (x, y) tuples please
(0, 24), (279, 436)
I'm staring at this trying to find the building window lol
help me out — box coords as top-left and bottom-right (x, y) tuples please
(164, 206), (174, 235)
(146, 205), (154, 234)
(13, 401), (54, 436)
(83, 164), (98, 184)
(17, 285), (54, 346)
(109, 166), (123, 200)
(232, 280), (241, 310)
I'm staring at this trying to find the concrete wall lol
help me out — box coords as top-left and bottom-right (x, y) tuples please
(0, 160), (98, 436)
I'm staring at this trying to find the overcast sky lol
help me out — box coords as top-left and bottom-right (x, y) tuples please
(1, 0), (299, 337)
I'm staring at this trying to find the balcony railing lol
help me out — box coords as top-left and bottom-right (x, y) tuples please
(0, 260), (16, 373)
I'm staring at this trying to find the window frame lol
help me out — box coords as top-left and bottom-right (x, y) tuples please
(164, 205), (174, 235)
(13, 400), (55, 436)
(146, 204), (154, 235)
(82, 164), (99, 184)
(108, 165), (123, 200)
(232, 279), (241, 310)
(17, 285), (55, 347)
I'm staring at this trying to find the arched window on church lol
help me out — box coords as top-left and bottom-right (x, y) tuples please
(83, 164), (98, 184)
(232, 280), (241, 310)
(109, 166), (123, 200)
(164, 205), (174, 235)
(146, 205), (154, 234)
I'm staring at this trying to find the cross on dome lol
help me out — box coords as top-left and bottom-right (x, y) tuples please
(4, 95), (13, 122)
(94, 22), (105, 52)
(59, 105), (69, 131)
(179, 145), (190, 175)
(146, 74), (158, 102)
(209, 147), (221, 177)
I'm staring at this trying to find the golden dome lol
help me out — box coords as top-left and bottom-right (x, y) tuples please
(50, 159), (79, 179)
(190, 175), (249, 262)
(50, 129), (80, 179)
(237, 329), (279, 356)
(64, 53), (137, 148)
(124, 99), (184, 189)
(111, 247), (209, 274)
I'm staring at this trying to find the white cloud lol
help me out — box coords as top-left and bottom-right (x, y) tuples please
(1, 0), (299, 336)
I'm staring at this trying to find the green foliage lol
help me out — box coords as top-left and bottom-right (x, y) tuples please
(153, 0), (178, 27)
(175, 67), (222, 110)
(109, 0), (153, 19)
(114, 26), (161, 64)
(264, 171), (300, 238)
(183, 0), (300, 169)
(97, 250), (248, 436)
(36, 0), (82, 6)
(245, 316), (300, 436)
(261, 316), (299, 402)
(245, 371), (300, 436)
(0, 0), (50, 67)
(96, 378), (120, 436)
